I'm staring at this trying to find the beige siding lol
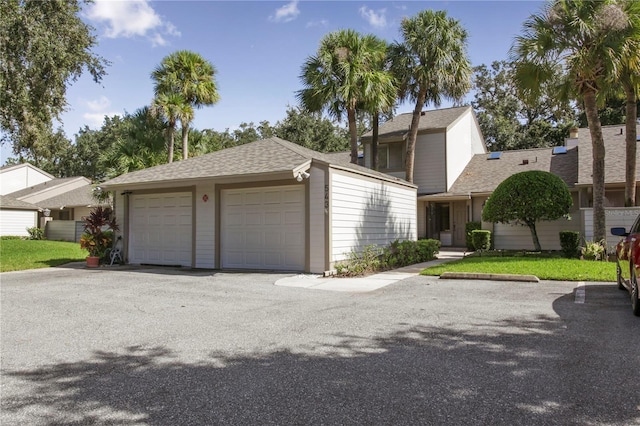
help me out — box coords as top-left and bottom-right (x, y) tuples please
(114, 192), (126, 241)
(446, 110), (485, 190)
(417, 201), (427, 238)
(0, 210), (37, 236)
(330, 170), (417, 264)
(74, 206), (92, 221)
(413, 133), (446, 194)
(493, 218), (580, 251)
(583, 207), (640, 248)
(195, 183), (215, 268)
(308, 166), (326, 273)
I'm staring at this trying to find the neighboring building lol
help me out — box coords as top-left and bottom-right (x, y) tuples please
(0, 164), (104, 239)
(0, 163), (53, 195)
(363, 109), (640, 250)
(0, 194), (39, 237)
(101, 137), (417, 273)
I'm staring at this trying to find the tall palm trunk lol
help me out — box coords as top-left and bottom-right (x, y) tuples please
(624, 82), (637, 207)
(347, 108), (358, 164)
(167, 129), (174, 163)
(583, 89), (606, 242)
(371, 112), (379, 171)
(182, 124), (189, 160)
(406, 89), (427, 183)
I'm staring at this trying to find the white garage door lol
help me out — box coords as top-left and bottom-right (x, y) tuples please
(221, 185), (305, 271)
(130, 192), (192, 266)
(0, 209), (37, 237)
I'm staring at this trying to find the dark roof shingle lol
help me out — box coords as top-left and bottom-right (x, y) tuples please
(361, 106), (472, 140)
(102, 137), (412, 188)
(447, 146), (579, 195)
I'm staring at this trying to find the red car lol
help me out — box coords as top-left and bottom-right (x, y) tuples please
(611, 217), (640, 316)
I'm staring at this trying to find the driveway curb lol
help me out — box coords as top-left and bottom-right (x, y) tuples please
(439, 272), (540, 282)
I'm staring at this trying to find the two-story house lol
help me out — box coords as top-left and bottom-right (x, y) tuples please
(361, 106), (486, 246)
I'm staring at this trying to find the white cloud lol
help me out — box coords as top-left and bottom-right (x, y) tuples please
(306, 19), (328, 28)
(82, 112), (120, 129)
(85, 96), (111, 112)
(359, 6), (387, 28)
(81, 97), (119, 128)
(269, 1), (300, 23)
(86, 0), (180, 47)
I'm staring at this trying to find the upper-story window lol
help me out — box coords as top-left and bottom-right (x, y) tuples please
(379, 142), (405, 171)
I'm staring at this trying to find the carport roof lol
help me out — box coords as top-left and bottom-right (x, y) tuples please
(102, 137), (413, 188)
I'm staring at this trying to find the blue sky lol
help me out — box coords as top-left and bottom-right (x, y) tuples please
(2, 0), (545, 164)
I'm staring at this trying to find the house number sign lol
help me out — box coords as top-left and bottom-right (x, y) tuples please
(202, 194), (209, 202)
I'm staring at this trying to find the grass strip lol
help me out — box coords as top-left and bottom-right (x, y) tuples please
(1, 239), (86, 272)
(421, 254), (615, 282)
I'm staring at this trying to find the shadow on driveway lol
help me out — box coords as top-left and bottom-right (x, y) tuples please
(2, 286), (638, 425)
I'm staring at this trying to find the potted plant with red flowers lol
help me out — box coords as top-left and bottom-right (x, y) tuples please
(80, 206), (119, 267)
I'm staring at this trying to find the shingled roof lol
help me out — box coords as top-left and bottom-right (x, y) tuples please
(443, 145), (579, 196)
(361, 106), (472, 141)
(102, 137), (412, 188)
(576, 123), (640, 185)
(37, 185), (105, 209)
(0, 194), (39, 210)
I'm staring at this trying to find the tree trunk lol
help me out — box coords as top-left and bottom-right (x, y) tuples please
(528, 222), (541, 252)
(182, 123), (189, 160)
(347, 108), (358, 164)
(167, 128), (174, 164)
(405, 89), (427, 183)
(372, 112), (379, 171)
(583, 89), (606, 242)
(624, 82), (637, 207)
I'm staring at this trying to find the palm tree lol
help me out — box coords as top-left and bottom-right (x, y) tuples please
(297, 30), (394, 164)
(360, 46), (397, 171)
(511, 0), (635, 242)
(390, 10), (472, 183)
(619, 0), (640, 206)
(150, 92), (185, 163)
(151, 50), (220, 160)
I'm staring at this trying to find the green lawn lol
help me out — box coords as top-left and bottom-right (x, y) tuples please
(0, 239), (87, 272)
(421, 253), (616, 282)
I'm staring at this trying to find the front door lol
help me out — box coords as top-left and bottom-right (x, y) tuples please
(452, 201), (467, 247)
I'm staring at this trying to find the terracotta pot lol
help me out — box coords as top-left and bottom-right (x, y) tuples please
(86, 256), (100, 268)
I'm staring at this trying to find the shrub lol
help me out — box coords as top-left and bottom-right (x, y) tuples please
(334, 244), (383, 276)
(334, 239), (441, 276)
(581, 240), (606, 261)
(26, 227), (45, 240)
(482, 170), (572, 251)
(1, 235), (24, 240)
(383, 239), (440, 269)
(471, 230), (491, 252)
(465, 222), (481, 250)
(80, 206), (119, 259)
(559, 231), (580, 258)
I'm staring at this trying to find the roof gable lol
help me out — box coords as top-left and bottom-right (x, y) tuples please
(361, 106), (472, 141)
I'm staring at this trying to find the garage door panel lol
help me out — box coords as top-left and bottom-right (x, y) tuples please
(264, 212), (281, 225)
(284, 211), (302, 225)
(221, 185), (305, 271)
(130, 192), (192, 266)
(245, 192), (262, 205)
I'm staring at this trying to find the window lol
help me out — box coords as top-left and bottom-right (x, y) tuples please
(379, 142), (404, 170)
(437, 203), (450, 231)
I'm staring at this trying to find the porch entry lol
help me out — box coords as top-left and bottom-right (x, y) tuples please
(427, 201), (468, 246)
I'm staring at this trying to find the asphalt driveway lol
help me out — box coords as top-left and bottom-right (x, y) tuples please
(1, 265), (638, 425)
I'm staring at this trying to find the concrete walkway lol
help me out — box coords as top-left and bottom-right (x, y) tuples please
(274, 248), (466, 293)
